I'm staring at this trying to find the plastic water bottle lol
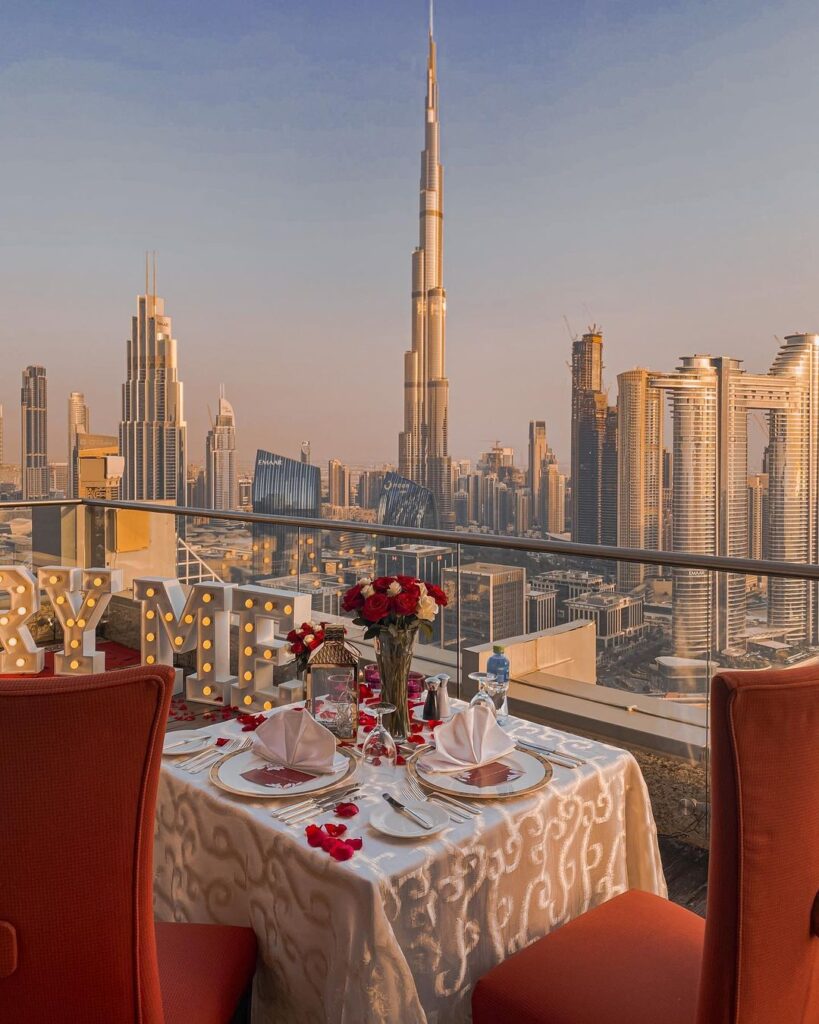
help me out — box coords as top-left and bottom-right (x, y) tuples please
(487, 644), (509, 684)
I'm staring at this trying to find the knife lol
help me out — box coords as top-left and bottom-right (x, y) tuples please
(382, 793), (433, 830)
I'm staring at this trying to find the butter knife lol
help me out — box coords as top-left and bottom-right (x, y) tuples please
(382, 792), (433, 830)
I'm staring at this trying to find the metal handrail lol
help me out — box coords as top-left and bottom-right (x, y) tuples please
(4, 496), (819, 581)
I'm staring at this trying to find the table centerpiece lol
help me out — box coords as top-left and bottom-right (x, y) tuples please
(341, 574), (447, 739)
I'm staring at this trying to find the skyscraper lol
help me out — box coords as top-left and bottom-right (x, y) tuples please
(205, 386), (238, 511)
(377, 471), (438, 530)
(650, 355), (799, 655)
(21, 365), (48, 500)
(616, 369), (663, 589)
(570, 328), (617, 544)
(119, 259), (187, 502)
(252, 450), (321, 578)
(398, 12), (454, 526)
(527, 420), (548, 525)
(67, 391), (90, 499)
(327, 459), (351, 507)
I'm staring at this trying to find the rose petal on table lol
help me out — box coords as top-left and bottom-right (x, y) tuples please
(346, 837), (363, 851)
(335, 802), (359, 818)
(325, 822), (347, 837)
(215, 737), (230, 748)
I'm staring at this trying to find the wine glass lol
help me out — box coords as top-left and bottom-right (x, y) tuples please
(361, 702), (398, 773)
(468, 672), (499, 718)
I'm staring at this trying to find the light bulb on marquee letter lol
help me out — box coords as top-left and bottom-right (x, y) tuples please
(133, 577), (235, 702)
(0, 567), (43, 674)
(38, 567), (123, 674)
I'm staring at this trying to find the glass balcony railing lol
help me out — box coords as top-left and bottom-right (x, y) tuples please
(4, 495), (819, 851)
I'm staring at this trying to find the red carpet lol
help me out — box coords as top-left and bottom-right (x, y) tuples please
(0, 641), (141, 679)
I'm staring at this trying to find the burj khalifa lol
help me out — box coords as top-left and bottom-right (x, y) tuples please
(398, 6), (454, 527)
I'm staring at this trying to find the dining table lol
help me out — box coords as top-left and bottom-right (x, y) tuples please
(153, 701), (667, 1024)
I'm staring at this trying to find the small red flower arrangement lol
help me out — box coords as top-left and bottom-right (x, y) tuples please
(286, 621), (330, 673)
(341, 575), (448, 641)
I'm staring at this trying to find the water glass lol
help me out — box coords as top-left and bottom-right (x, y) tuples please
(468, 672), (499, 718)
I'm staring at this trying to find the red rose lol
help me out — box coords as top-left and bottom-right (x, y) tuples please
(393, 591), (418, 616)
(425, 583), (448, 606)
(342, 583), (364, 612)
(396, 575), (418, 587)
(301, 621), (313, 633)
(372, 577), (393, 593)
(291, 640), (304, 654)
(286, 629), (297, 642)
(362, 593), (391, 622)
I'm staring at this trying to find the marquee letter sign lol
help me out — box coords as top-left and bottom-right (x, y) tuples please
(39, 567), (123, 674)
(230, 586), (311, 712)
(0, 567), (44, 674)
(133, 578), (235, 703)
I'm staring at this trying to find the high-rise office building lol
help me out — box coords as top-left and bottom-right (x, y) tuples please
(527, 421), (548, 523)
(541, 462), (566, 535)
(21, 365), (48, 500)
(766, 333), (819, 643)
(377, 471), (438, 530)
(441, 562), (526, 648)
(616, 369), (663, 590)
(327, 459), (351, 507)
(570, 328), (617, 544)
(357, 469), (386, 510)
(119, 262), (187, 502)
(747, 473), (769, 561)
(67, 391), (90, 499)
(205, 386), (238, 511)
(398, 14), (454, 526)
(252, 450), (321, 578)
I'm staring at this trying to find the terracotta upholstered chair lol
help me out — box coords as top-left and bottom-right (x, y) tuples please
(472, 664), (819, 1024)
(0, 666), (257, 1023)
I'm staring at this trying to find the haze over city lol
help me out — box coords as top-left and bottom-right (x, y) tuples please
(4, 0), (819, 467)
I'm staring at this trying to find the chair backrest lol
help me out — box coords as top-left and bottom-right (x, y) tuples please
(0, 665), (174, 1023)
(698, 665), (819, 1023)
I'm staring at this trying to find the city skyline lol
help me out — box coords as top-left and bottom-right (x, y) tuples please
(4, 2), (819, 468)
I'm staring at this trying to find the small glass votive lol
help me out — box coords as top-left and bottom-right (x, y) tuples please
(407, 671), (425, 698)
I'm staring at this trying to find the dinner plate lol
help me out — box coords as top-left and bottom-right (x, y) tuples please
(209, 747), (357, 799)
(369, 801), (449, 839)
(162, 732), (211, 756)
(407, 744), (553, 800)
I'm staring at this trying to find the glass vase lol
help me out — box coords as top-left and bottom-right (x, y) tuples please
(374, 625), (418, 740)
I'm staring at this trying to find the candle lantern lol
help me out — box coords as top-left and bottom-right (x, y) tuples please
(306, 623), (360, 739)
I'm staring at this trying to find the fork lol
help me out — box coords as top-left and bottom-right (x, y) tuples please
(402, 778), (472, 822)
(277, 786), (362, 826)
(186, 737), (251, 774)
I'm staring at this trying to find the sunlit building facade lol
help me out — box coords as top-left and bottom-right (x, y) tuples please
(398, 20), (454, 526)
(21, 365), (48, 500)
(252, 449), (321, 578)
(205, 387), (238, 511)
(119, 270), (187, 502)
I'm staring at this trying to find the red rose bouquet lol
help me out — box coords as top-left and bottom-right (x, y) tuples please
(341, 575), (448, 641)
(341, 576), (448, 739)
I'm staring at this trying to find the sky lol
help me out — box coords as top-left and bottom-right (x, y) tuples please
(3, 0), (819, 472)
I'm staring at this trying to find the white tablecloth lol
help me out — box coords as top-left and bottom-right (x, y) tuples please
(154, 710), (666, 1024)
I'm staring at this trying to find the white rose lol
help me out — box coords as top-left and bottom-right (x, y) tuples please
(416, 595), (438, 622)
(359, 577), (372, 586)
(387, 581), (402, 597)
(304, 634), (315, 645)
(362, 584), (375, 598)
(418, 582), (428, 598)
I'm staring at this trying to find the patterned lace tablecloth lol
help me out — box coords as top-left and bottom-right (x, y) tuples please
(154, 710), (666, 1024)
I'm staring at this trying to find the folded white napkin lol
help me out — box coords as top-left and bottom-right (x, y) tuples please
(419, 704), (515, 773)
(253, 708), (337, 773)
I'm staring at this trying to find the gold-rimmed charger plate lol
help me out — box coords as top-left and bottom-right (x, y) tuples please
(209, 746), (358, 799)
(406, 743), (553, 800)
